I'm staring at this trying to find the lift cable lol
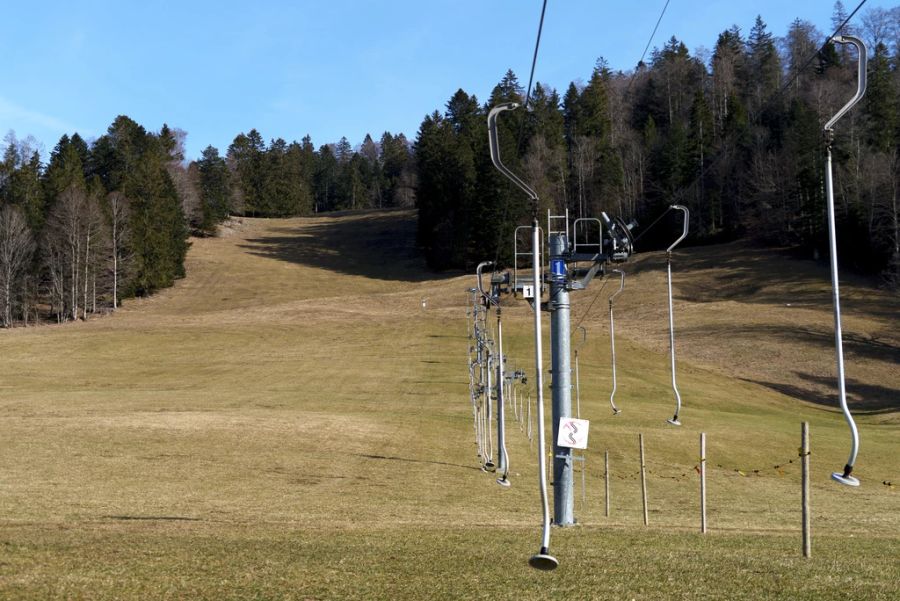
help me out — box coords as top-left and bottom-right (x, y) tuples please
(567, 0), (676, 332)
(522, 0), (550, 113)
(491, 0), (549, 274)
(570, 275), (610, 335)
(781, 0), (869, 95)
(625, 0), (672, 93)
(632, 205), (676, 245)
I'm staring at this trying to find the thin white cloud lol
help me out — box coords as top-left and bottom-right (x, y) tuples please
(0, 96), (88, 137)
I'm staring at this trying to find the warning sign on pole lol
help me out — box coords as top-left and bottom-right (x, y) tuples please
(557, 418), (590, 450)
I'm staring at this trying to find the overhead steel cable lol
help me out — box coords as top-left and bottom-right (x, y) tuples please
(781, 0), (869, 95)
(566, 0), (674, 334)
(491, 0), (549, 273)
(626, 0), (672, 93)
(522, 0), (549, 113)
(570, 275), (610, 334)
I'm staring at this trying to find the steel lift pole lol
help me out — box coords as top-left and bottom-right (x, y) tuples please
(824, 35), (867, 487)
(488, 102), (558, 570)
(549, 232), (574, 526)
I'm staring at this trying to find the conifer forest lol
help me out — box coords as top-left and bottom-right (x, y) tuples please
(0, 4), (898, 328)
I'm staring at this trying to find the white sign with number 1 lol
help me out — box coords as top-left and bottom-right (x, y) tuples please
(557, 418), (590, 450)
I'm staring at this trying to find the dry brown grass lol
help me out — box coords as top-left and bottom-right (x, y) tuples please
(0, 209), (897, 599)
(606, 242), (900, 419)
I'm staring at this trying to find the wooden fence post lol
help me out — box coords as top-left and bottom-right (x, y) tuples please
(605, 449), (610, 518)
(700, 432), (707, 533)
(640, 434), (648, 526)
(802, 422), (811, 558)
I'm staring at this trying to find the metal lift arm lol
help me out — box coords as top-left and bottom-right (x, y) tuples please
(487, 104), (539, 204)
(824, 35), (868, 134)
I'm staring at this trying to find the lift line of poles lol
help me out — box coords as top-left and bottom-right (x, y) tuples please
(463, 47), (869, 566)
(467, 275), (529, 481)
(488, 102), (558, 571)
(484, 101), (645, 570)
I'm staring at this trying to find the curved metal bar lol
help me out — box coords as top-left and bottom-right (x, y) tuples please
(824, 35), (868, 133)
(824, 35), (867, 486)
(477, 260), (510, 483)
(483, 344), (495, 469)
(666, 205), (689, 425)
(474, 265), (496, 468)
(526, 389), (533, 442)
(496, 310), (511, 487)
(609, 269), (625, 415)
(573, 325), (587, 352)
(609, 269), (626, 304)
(476, 261), (495, 306)
(487, 104), (539, 204)
(573, 326), (586, 419)
(469, 360), (481, 459)
(666, 205), (690, 253)
(528, 217), (556, 569)
(489, 103), (555, 568)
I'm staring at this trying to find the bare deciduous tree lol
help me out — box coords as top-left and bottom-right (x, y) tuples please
(571, 135), (597, 219)
(525, 135), (568, 218)
(44, 186), (85, 321)
(168, 161), (202, 231)
(0, 205), (35, 327)
(106, 191), (131, 309)
(81, 190), (104, 320)
(861, 7), (894, 49)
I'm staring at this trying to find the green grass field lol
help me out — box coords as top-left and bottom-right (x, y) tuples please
(1, 209), (897, 600)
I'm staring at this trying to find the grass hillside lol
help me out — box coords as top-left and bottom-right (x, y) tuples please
(0, 209), (897, 600)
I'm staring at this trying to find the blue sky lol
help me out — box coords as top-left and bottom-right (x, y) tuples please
(0, 1), (894, 161)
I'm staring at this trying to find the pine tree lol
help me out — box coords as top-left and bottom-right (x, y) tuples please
(196, 145), (232, 232)
(746, 16), (781, 120)
(314, 144), (338, 212)
(43, 134), (88, 233)
(864, 43), (899, 153)
(577, 62), (612, 138)
(380, 132), (414, 207)
(562, 82), (582, 147)
(711, 26), (745, 137)
(529, 83), (564, 149)
(227, 130), (268, 216)
(334, 137), (353, 164)
(6, 151), (44, 230)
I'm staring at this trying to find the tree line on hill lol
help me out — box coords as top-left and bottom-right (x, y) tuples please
(0, 3), (896, 329)
(225, 130), (415, 218)
(414, 3), (900, 285)
(0, 118), (189, 327)
(0, 118), (415, 327)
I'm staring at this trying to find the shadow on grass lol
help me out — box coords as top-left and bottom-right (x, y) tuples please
(103, 515), (203, 522)
(678, 322), (900, 365)
(355, 453), (482, 472)
(744, 372), (900, 414)
(238, 209), (461, 283)
(628, 242), (899, 321)
(676, 310), (899, 413)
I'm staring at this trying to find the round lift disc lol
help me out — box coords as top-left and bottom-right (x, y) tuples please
(831, 472), (860, 487)
(528, 553), (559, 571)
